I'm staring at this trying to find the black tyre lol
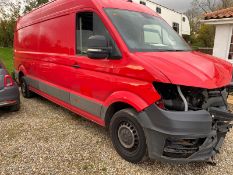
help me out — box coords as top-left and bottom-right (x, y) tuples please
(9, 99), (20, 112)
(109, 108), (147, 163)
(21, 77), (33, 98)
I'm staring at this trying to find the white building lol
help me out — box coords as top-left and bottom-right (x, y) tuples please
(132, 0), (191, 36)
(203, 7), (233, 63)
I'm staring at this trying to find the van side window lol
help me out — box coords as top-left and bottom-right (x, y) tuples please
(76, 12), (121, 59)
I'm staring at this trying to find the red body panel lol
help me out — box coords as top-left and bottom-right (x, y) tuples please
(14, 0), (232, 125)
(134, 51), (232, 89)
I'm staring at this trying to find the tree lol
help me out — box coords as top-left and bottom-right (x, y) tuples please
(196, 24), (215, 47)
(24, 0), (49, 13)
(186, 8), (201, 34)
(192, 0), (233, 13)
(0, 0), (7, 6)
(0, 0), (49, 47)
(192, 0), (217, 13)
(0, 1), (22, 47)
(187, 0), (233, 48)
(221, 0), (233, 8)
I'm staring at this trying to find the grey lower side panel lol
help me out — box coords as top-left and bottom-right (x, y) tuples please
(26, 77), (103, 118)
(27, 77), (39, 90)
(39, 82), (70, 104)
(70, 94), (102, 118)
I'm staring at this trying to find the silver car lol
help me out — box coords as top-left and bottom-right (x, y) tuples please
(0, 61), (20, 111)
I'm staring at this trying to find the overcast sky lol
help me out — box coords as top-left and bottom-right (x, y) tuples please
(153, 0), (193, 12)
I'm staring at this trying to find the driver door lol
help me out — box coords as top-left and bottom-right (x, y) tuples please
(68, 11), (122, 117)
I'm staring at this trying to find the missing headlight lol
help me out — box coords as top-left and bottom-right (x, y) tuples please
(153, 82), (227, 111)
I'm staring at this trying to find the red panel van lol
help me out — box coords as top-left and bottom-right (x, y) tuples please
(14, 0), (233, 163)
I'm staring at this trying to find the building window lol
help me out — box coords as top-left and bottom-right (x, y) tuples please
(228, 29), (233, 60)
(140, 1), (146, 5)
(182, 17), (186, 22)
(156, 7), (161, 14)
(172, 22), (179, 34)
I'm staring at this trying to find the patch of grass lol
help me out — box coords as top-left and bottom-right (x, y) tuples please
(0, 47), (14, 73)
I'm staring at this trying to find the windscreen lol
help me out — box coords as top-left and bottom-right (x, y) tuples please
(105, 9), (191, 52)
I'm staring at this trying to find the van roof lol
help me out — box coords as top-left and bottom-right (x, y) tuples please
(16, 0), (157, 30)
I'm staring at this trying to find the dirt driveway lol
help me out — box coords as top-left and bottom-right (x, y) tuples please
(0, 95), (233, 175)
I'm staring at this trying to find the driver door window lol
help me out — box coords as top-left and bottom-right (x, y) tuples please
(76, 12), (121, 58)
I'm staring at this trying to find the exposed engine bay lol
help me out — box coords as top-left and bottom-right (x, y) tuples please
(148, 82), (233, 164)
(153, 82), (229, 111)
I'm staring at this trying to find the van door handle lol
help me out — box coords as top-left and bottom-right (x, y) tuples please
(72, 64), (80, 69)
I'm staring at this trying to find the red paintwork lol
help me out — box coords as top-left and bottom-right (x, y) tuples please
(134, 51), (232, 89)
(14, 0), (232, 125)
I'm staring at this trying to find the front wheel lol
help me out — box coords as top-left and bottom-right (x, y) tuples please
(109, 108), (147, 163)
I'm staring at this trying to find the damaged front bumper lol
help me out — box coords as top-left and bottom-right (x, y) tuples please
(137, 104), (233, 163)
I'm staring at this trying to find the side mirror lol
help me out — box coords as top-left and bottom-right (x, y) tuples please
(87, 35), (111, 59)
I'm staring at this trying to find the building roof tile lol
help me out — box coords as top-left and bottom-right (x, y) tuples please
(204, 7), (233, 20)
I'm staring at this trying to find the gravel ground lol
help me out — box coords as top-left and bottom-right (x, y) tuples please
(0, 94), (233, 175)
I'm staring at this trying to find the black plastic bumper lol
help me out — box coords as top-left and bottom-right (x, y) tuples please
(137, 104), (233, 163)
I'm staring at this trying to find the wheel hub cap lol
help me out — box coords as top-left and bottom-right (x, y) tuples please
(118, 122), (138, 149)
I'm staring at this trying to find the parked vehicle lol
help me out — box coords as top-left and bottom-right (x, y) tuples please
(0, 61), (20, 111)
(14, 0), (233, 164)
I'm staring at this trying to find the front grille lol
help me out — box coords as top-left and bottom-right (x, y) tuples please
(163, 138), (206, 158)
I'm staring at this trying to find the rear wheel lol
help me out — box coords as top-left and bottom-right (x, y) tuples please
(21, 77), (33, 98)
(109, 108), (147, 163)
